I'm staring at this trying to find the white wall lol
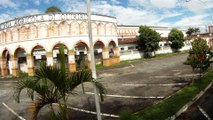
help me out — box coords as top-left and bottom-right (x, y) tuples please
(120, 41), (192, 61)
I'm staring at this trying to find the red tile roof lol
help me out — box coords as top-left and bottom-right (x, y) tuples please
(118, 38), (137, 44)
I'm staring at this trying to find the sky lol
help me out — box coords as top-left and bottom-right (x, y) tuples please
(0, 0), (213, 32)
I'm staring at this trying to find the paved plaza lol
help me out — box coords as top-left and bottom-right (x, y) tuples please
(0, 53), (198, 120)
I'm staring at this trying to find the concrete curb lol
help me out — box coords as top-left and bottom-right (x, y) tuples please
(167, 82), (212, 120)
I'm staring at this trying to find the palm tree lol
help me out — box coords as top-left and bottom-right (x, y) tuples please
(45, 6), (62, 13)
(13, 45), (106, 120)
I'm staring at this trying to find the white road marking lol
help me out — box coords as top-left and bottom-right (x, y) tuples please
(198, 106), (211, 120)
(130, 63), (134, 67)
(85, 92), (164, 99)
(122, 83), (188, 87)
(150, 74), (200, 78)
(2, 102), (26, 120)
(53, 103), (119, 118)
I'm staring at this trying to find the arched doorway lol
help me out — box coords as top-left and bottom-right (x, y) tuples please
(52, 44), (68, 67)
(14, 47), (27, 73)
(75, 42), (89, 69)
(1, 50), (11, 76)
(94, 41), (104, 65)
(32, 45), (46, 70)
(109, 41), (116, 57)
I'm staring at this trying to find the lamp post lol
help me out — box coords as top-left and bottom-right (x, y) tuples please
(86, 0), (102, 120)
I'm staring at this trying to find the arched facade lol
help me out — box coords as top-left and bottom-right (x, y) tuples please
(0, 13), (119, 77)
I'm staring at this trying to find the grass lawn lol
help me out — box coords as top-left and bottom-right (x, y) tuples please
(120, 69), (213, 120)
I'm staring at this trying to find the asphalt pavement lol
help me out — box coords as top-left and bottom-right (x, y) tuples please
(0, 53), (200, 120)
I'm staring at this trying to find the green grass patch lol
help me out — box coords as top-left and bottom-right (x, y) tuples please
(120, 70), (213, 120)
(120, 58), (145, 65)
(96, 64), (104, 68)
(155, 50), (189, 58)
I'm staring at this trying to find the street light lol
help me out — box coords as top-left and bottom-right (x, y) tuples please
(86, 0), (102, 120)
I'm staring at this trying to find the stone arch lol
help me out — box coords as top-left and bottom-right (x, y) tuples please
(80, 21), (88, 35)
(106, 23), (112, 35)
(11, 28), (18, 42)
(74, 41), (89, 50)
(111, 24), (116, 35)
(29, 24), (37, 39)
(6, 29), (12, 43)
(98, 23), (105, 35)
(14, 47), (27, 73)
(51, 41), (69, 52)
(52, 42), (69, 66)
(59, 21), (70, 36)
(74, 41), (89, 69)
(2, 48), (12, 58)
(94, 40), (105, 64)
(19, 26), (28, 41)
(108, 40), (117, 47)
(71, 21), (80, 35)
(31, 45), (47, 70)
(1, 49), (11, 75)
(1, 31), (6, 43)
(38, 23), (48, 38)
(92, 23), (98, 35)
(48, 22), (58, 37)
(108, 40), (117, 57)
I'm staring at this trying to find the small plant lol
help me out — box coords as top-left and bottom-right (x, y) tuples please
(188, 38), (212, 81)
(19, 71), (28, 78)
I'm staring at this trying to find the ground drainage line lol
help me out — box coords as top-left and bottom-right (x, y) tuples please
(85, 92), (164, 99)
(167, 82), (213, 120)
(0, 81), (17, 83)
(122, 83), (188, 87)
(198, 106), (211, 120)
(2, 102), (26, 120)
(53, 103), (119, 118)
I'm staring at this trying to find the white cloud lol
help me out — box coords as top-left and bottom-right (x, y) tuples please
(22, 9), (41, 16)
(173, 14), (209, 27)
(0, 9), (41, 22)
(111, 0), (120, 4)
(0, 0), (18, 8)
(0, 13), (11, 23)
(32, 0), (40, 5)
(150, 0), (177, 9)
(30, 0), (51, 5)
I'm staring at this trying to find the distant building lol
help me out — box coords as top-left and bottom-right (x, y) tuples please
(0, 12), (195, 77)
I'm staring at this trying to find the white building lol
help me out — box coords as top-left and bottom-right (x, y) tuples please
(0, 13), (120, 76)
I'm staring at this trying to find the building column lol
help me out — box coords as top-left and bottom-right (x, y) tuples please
(87, 51), (91, 69)
(68, 50), (76, 72)
(27, 55), (34, 76)
(113, 47), (120, 64)
(46, 52), (53, 66)
(10, 57), (19, 77)
(102, 48), (110, 67)
(0, 57), (8, 77)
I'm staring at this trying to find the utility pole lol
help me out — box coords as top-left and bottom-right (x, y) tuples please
(86, 0), (102, 120)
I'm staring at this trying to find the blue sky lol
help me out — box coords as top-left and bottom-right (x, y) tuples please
(0, 0), (213, 31)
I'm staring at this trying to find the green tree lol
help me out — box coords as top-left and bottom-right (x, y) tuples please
(13, 45), (106, 120)
(45, 6), (62, 13)
(186, 27), (200, 39)
(137, 26), (161, 58)
(168, 28), (185, 52)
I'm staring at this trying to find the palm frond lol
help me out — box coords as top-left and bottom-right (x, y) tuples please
(13, 77), (38, 103)
(34, 62), (65, 93)
(67, 69), (106, 101)
(93, 80), (106, 102)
